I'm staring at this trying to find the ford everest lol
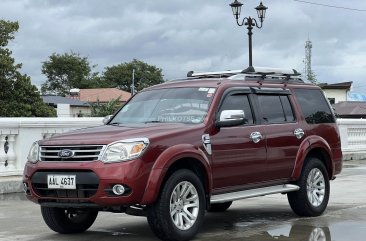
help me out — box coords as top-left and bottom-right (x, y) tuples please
(23, 66), (342, 241)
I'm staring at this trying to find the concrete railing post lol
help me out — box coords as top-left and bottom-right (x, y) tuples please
(0, 134), (7, 172)
(6, 134), (17, 170)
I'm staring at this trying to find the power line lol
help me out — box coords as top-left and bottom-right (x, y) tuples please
(293, 0), (366, 12)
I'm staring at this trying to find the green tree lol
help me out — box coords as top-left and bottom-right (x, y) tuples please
(0, 20), (55, 117)
(41, 52), (103, 96)
(102, 59), (164, 92)
(90, 98), (121, 117)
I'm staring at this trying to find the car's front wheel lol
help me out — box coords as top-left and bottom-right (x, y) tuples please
(288, 157), (330, 216)
(41, 207), (98, 234)
(147, 169), (206, 241)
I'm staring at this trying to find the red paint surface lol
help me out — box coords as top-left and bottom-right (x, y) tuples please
(24, 79), (342, 206)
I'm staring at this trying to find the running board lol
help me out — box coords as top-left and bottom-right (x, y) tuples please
(210, 184), (300, 204)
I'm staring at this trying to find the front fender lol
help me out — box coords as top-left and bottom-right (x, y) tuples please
(291, 135), (332, 180)
(140, 144), (212, 204)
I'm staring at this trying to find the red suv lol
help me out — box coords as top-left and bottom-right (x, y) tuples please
(23, 67), (342, 241)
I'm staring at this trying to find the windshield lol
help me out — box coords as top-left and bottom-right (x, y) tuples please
(110, 87), (216, 124)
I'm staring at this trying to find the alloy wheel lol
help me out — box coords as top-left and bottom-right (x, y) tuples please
(306, 168), (326, 207)
(169, 181), (199, 230)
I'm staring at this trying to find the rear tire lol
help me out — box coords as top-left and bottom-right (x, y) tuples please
(147, 169), (206, 241)
(287, 157), (330, 216)
(208, 201), (232, 212)
(41, 207), (98, 234)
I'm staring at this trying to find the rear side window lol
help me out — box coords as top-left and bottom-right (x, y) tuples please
(219, 93), (254, 124)
(258, 95), (295, 124)
(294, 89), (335, 124)
(280, 96), (296, 122)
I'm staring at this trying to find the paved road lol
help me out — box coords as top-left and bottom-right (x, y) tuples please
(1, 161), (366, 241)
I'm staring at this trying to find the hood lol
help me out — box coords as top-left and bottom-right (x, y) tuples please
(39, 123), (201, 146)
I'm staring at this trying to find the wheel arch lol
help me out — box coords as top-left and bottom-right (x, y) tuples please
(291, 135), (334, 181)
(306, 148), (333, 178)
(162, 157), (210, 193)
(140, 144), (212, 204)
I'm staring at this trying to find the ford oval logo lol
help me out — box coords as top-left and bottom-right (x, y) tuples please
(58, 149), (74, 158)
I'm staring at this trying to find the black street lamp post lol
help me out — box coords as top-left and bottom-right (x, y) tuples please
(229, 0), (268, 67)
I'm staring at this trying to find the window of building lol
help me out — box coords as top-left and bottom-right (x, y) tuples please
(328, 98), (335, 105)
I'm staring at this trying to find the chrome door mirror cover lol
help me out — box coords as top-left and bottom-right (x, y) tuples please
(216, 110), (246, 128)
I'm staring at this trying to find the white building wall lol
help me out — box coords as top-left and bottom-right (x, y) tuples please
(323, 89), (348, 103)
(57, 104), (71, 117)
(70, 106), (91, 117)
(56, 104), (91, 117)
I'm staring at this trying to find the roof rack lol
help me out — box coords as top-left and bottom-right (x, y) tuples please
(228, 74), (304, 83)
(187, 66), (304, 83)
(242, 66), (301, 76)
(187, 70), (243, 78)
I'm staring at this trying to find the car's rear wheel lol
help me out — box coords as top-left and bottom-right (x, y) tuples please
(147, 169), (206, 241)
(288, 157), (330, 216)
(41, 207), (98, 234)
(208, 201), (232, 212)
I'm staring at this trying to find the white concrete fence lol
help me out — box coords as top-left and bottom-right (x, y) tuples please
(0, 118), (364, 179)
(338, 119), (366, 160)
(0, 118), (103, 178)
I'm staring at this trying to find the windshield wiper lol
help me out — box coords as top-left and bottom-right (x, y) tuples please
(108, 122), (122, 126)
(144, 120), (162, 123)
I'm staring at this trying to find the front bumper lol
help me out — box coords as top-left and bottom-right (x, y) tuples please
(23, 159), (151, 207)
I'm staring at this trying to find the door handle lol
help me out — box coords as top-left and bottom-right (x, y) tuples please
(250, 132), (263, 143)
(294, 128), (305, 139)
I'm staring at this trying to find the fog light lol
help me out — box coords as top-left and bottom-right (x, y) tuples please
(112, 184), (125, 195)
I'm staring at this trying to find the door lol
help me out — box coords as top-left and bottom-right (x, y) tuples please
(256, 94), (304, 180)
(210, 91), (267, 190)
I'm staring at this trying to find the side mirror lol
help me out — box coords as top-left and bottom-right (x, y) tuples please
(216, 110), (245, 128)
(103, 115), (113, 125)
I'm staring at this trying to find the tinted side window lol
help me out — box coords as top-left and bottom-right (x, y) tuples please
(258, 95), (294, 124)
(219, 94), (253, 124)
(280, 96), (295, 122)
(294, 89), (335, 124)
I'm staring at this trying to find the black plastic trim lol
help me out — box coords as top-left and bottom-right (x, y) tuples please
(250, 87), (291, 95)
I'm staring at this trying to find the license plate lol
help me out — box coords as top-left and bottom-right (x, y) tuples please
(47, 175), (76, 189)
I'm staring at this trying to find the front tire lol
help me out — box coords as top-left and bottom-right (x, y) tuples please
(287, 157), (330, 216)
(41, 207), (98, 234)
(147, 169), (206, 241)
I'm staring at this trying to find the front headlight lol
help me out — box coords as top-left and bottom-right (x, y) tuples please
(101, 138), (149, 163)
(27, 142), (39, 163)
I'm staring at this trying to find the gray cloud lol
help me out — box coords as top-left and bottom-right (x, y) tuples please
(1, 0), (366, 92)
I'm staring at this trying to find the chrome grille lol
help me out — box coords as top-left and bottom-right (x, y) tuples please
(40, 145), (105, 162)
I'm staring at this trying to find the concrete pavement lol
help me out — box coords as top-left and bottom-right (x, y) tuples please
(0, 161), (365, 241)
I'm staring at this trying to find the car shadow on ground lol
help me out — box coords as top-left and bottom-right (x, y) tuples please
(38, 205), (340, 241)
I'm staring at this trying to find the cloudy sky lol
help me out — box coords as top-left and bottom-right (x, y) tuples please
(1, 0), (366, 92)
